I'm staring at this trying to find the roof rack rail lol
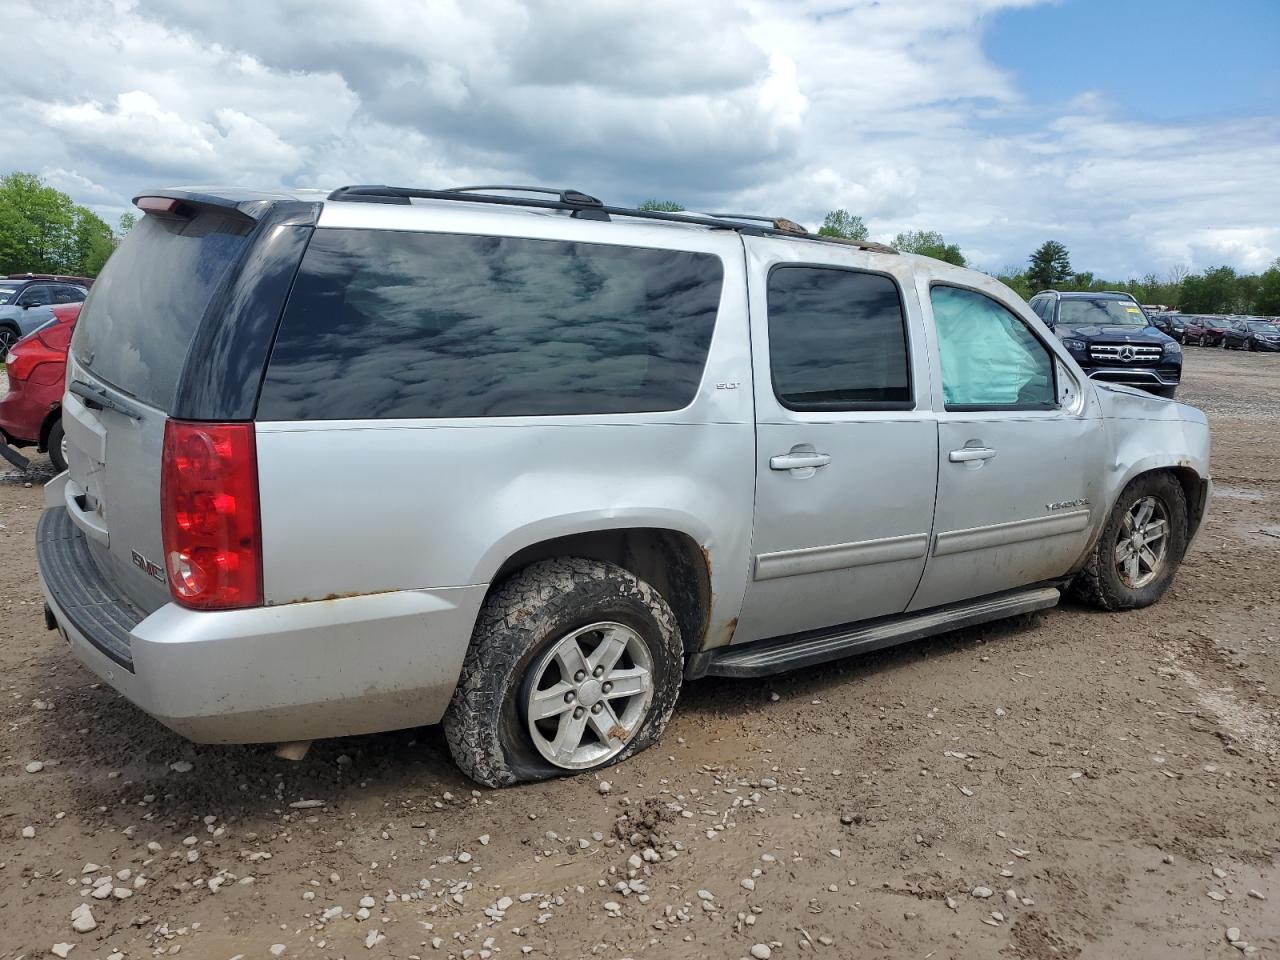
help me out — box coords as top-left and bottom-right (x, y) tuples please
(325, 184), (898, 252)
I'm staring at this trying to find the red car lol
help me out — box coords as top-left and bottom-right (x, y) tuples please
(0, 302), (79, 472)
(1180, 314), (1230, 347)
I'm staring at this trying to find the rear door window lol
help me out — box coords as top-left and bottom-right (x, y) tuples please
(257, 229), (725, 420)
(73, 211), (253, 410)
(21, 285), (52, 306)
(765, 266), (912, 409)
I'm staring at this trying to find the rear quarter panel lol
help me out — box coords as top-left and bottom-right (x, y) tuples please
(254, 217), (754, 652)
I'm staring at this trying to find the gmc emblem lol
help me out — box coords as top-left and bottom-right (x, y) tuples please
(131, 550), (166, 583)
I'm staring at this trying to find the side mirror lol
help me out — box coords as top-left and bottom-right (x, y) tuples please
(16, 297), (36, 309)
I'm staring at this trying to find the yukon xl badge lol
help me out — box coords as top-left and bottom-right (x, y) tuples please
(131, 550), (166, 583)
(1046, 498), (1090, 511)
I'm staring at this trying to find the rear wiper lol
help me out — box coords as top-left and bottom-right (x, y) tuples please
(70, 381), (144, 421)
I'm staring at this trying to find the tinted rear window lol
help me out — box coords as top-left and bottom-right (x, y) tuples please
(73, 211), (252, 409)
(257, 229), (725, 420)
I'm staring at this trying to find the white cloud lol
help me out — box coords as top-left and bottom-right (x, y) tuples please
(0, 0), (1274, 276)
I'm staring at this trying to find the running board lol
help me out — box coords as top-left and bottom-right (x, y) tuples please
(695, 586), (1061, 679)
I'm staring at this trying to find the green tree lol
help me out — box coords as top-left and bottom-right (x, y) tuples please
(117, 211), (137, 237)
(817, 209), (868, 241)
(994, 267), (1033, 301)
(1179, 266), (1239, 313)
(0, 172), (75, 274)
(71, 205), (116, 275)
(638, 199), (684, 212)
(1027, 240), (1073, 290)
(0, 172), (117, 276)
(892, 229), (965, 266)
(1254, 259), (1280, 317)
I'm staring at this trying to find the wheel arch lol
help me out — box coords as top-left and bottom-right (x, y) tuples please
(1111, 459), (1209, 541)
(37, 403), (62, 452)
(489, 527), (713, 655)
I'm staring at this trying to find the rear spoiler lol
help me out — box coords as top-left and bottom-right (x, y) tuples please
(131, 188), (316, 226)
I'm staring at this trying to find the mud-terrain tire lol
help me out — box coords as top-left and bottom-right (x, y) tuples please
(444, 558), (683, 787)
(1070, 472), (1188, 611)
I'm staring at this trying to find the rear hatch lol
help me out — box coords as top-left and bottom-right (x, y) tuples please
(62, 207), (255, 613)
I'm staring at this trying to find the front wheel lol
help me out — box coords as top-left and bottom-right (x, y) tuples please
(444, 558), (683, 787)
(0, 325), (19, 355)
(1071, 473), (1188, 611)
(1198, 334), (1208, 347)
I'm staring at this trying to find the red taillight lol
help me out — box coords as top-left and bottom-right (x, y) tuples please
(161, 420), (262, 610)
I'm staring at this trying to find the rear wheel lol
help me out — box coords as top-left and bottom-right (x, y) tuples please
(1071, 473), (1188, 611)
(0, 325), (19, 355)
(444, 558), (683, 787)
(47, 420), (67, 473)
(1198, 334), (1208, 347)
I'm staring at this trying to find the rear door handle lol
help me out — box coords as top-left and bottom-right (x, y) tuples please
(948, 446), (997, 463)
(769, 452), (832, 471)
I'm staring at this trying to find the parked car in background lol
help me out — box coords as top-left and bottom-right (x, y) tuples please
(0, 276), (90, 354)
(0, 302), (79, 471)
(1222, 318), (1280, 351)
(36, 184), (1210, 787)
(1028, 290), (1182, 397)
(1149, 313), (1186, 341)
(1180, 315), (1230, 347)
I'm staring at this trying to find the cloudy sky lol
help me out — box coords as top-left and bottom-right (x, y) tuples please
(3, 0), (1278, 277)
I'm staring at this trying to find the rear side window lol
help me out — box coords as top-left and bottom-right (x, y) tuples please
(21, 285), (51, 306)
(73, 212), (253, 410)
(766, 265), (912, 409)
(257, 229), (725, 420)
(931, 285), (1055, 410)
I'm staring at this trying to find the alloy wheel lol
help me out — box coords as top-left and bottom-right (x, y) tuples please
(1114, 495), (1170, 589)
(524, 621), (655, 770)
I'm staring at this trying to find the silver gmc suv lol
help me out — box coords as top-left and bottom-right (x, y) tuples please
(36, 185), (1212, 787)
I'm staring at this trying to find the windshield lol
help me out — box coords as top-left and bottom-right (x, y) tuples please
(1057, 299), (1150, 328)
(1247, 321), (1277, 332)
(0, 282), (20, 305)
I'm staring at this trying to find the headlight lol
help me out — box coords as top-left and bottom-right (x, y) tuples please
(1061, 338), (1086, 352)
(1163, 340), (1182, 355)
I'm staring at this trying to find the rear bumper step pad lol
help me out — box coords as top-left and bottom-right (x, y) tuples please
(36, 506), (143, 671)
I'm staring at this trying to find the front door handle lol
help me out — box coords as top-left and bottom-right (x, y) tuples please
(948, 446), (997, 463)
(770, 451), (832, 471)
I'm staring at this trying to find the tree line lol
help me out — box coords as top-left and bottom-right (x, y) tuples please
(0, 172), (130, 277)
(997, 239), (1280, 316)
(2, 174), (1274, 314)
(643, 199), (1279, 316)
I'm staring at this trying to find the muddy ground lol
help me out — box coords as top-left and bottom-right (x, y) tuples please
(1, 347), (1277, 960)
